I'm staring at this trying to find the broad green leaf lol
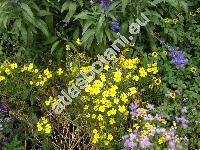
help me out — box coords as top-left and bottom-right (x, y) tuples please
(51, 41), (60, 54)
(20, 3), (34, 18)
(82, 21), (93, 35)
(82, 29), (95, 44)
(36, 19), (49, 37)
(66, 2), (77, 20)
(97, 14), (105, 32)
(74, 11), (91, 20)
(61, 1), (70, 13)
(122, 0), (129, 15)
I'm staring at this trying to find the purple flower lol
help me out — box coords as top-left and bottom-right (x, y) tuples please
(182, 123), (188, 129)
(100, 0), (113, 11)
(155, 114), (161, 121)
(183, 136), (188, 141)
(143, 114), (153, 121)
(4, 117), (13, 123)
(146, 104), (154, 110)
(165, 92), (170, 97)
(111, 21), (120, 31)
(0, 124), (3, 131)
(130, 103), (138, 111)
(168, 46), (188, 69)
(139, 136), (152, 148)
(180, 116), (188, 124)
(175, 89), (181, 95)
(181, 107), (187, 113)
(175, 116), (181, 122)
(129, 133), (137, 141)
(0, 103), (10, 114)
(165, 134), (171, 141)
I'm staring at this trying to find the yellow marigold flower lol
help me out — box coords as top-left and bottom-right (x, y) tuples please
(76, 38), (81, 45)
(163, 51), (168, 55)
(129, 87), (137, 95)
(118, 105), (126, 113)
(104, 65), (110, 71)
(37, 122), (43, 131)
(120, 92), (128, 103)
(152, 52), (158, 58)
(141, 130), (148, 136)
(164, 18), (171, 23)
(104, 140), (109, 145)
(5, 68), (11, 75)
(92, 114), (96, 119)
(34, 69), (38, 73)
(28, 63), (34, 71)
(170, 92), (175, 99)
(10, 63), (18, 69)
(191, 67), (197, 73)
(109, 118), (115, 125)
(66, 44), (71, 51)
(57, 68), (63, 75)
(128, 42), (135, 47)
(154, 79), (161, 85)
(84, 105), (89, 110)
(100, 73), (106, 82)
(161, 119), (167, 124)
(0, 76), (5, 82)
(127, 128), (132, 133)
(98, 105), (106, 112)
(93, 129), (98, 134)
(107, 134), (113, 141)
(158, 137), (165, 144)
(86, 113), (91, 118)
(172, 18), (178, 24)
(132, 75), (139, 81)
(97, 114), (103, 121)
(114, 98), (119, 104)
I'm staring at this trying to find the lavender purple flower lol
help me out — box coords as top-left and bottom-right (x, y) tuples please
(168, 46), (188, 69)
(111, 21), (120, 31)
(99, 0), (113, 11)
(0, 103), (10, 114)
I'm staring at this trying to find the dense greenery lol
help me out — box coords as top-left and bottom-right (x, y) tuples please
(0, 0), (199, 149)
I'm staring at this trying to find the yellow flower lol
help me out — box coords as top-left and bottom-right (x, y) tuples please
(29, 81), (33, 85)
(5, 68), (11, 75)
(100, 73), (106, 82)
(172, 18), (178, 24)
(118, 105), (126, 113)
(154, 79), (161, 85)
(127, 128), (132, 133)
(34, 69), (39, 73)
(129, 87), (137, 95)
(10, 63), (18, 69)
(84, 105), (89, 110)
(42, 117), (48, 124)
(107, 108), (116, 116)
(44, 124), (51, 134)
(158, 137), (165, 144)
(169, 92), (175, 99)
(141, 130), (148, 136)
(92, 114), (96, 119)
(191, 67), (197, 73)
(66, 44), (71, 51)
(98, 105), (106, 112)
(109, 118), (115, 124)
(139, 67), (147, 77)
(164, 18), (171, 23)
(133, 124), (140, 130)
(163, 51), (168, 55)
(104, 65), (110, 71)
(132, 75), (139, 81)
(190, 11), (196, 16)
(114, 98), (119, 104)
(28, 63), (34, 71)
(57, 68), (63, 75)
(107, 134), (113, 141)
(152, 52), (158, 58)
(196, 7), (200, 13)
(93, 129), (98, 134)
(76, 38), (81, 45)
(161, 119), (167, 124)
(45, 100), (51, 106)
(104, 140), (109, 145)
(134, 99), (140, 105)
(0, 76), (5, 82)
(97, 114), (103, 121)
(37, 122), (43, 131)
(128, 42), (135, 47)
(86, 113), (91, 118)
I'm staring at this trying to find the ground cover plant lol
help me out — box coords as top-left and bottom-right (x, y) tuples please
(0, 0), (199, 149)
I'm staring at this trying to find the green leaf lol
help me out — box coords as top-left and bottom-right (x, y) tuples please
(51, 41), (60, 54)
(36, 19), (49, 37)
(82, 21), (93, 35)
(96, 14), (105, 32)
(74, 11), (91, 20)
(82, 29), (95, 44)
(61, 1), (70, 13)
(122, 0), (129, 15)
(66, 2), (77, 20)
(20, 3), (34, 18)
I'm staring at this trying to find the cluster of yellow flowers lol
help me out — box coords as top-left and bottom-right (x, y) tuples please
(36, 117), (52, 134)
(79, 51), (163, 146)
(164, 7), (200, 24)
(45, 96), (57, 106)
